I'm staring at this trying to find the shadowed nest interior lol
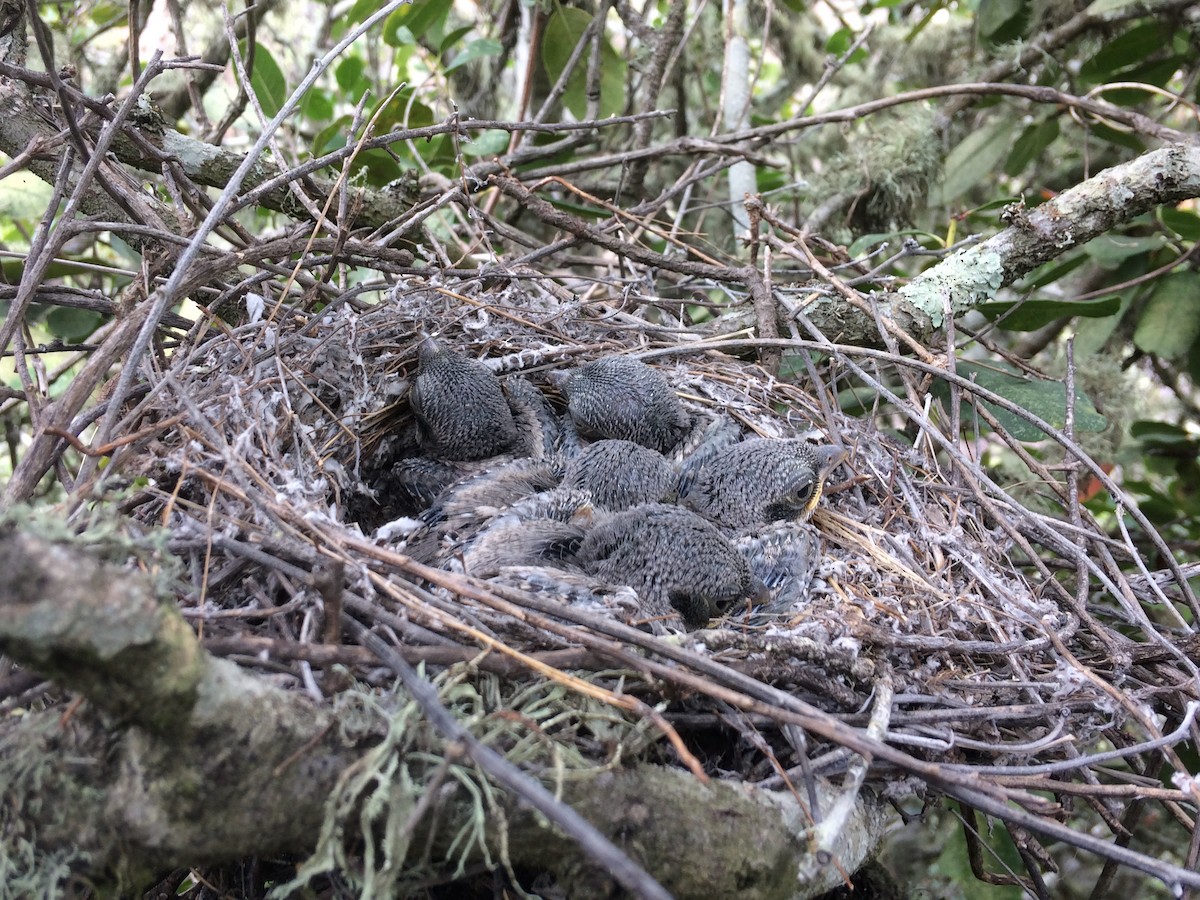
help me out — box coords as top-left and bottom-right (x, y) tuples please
(59, 275), (1200, 893)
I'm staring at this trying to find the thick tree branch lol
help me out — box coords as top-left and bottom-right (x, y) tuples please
(898, 142), (1200, 326)
(0, 527), (358, 886)
(0, 527), (882, 897)
(705, 142), (1200, 344)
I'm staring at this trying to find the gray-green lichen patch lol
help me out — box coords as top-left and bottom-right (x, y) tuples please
(899, 245), (1005, 328)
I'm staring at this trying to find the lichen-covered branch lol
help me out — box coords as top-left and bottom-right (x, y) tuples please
(898, 142), (1200, 326)
(0, 527), (882, 897)
(0, 527), (359, 888)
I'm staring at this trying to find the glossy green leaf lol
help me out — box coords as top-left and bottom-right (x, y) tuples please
(351, 148), (403, 188)
(301, 88), (334, 123)
(1131, 420), (1194, 447)
(826, 27), (854, 54)
(930, 809), (1023, 900)
(1160, 207), (1200, 240)
(824, 27), (867, 61)
(976, 295), (1120, 330)
(243, 44), (287, 118)
(335, 56), (369, 100)
(937, 119), (1013, 202)
(384, 0), (452, 45)
(1091, 58), (1186, 109)
(444, 37), (503, 73)
(978, 0), (1027, 42)
(543, 7), (627, 119)
(1089, 121), (1146, 152)
(1133, 271), (1200, 359)
(1072, 280), (1137, 357)
(1083, 233), (1163, 267)
(89, 2), (124, 26)
(342, 0), (381, 30)
(368, 89), (435, 138)
(937, 362), (1106, 441)
(46, 307), (104, 342)
(1004, 117), (1059, 177)
(440, 24), (474, 54)
(1080, 22), (1168, 82)
(1021, 252), (1087, 290)
(461, 129), (510, 157)
(0, 170), (53, 218)
(312, 114), (352, 156)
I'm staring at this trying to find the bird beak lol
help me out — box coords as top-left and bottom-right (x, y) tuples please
(814, 444), (847, 478)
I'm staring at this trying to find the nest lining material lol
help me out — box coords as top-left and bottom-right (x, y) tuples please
(118, 277), (1193, 880)
(144, 280), (1107, 728)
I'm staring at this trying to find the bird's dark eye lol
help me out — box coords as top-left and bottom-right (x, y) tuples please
(790, 482), (815, 505)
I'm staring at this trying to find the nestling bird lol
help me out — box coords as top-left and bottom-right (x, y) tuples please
(562, 439), (677, 510)
(735, 523), (822, 622)
(401, 457), (566, 564)
(576, 504), (768, 629)
(409, 335), (518, 461)
(549, 356), (692, 454)
(503, 374), (561, 459)
(680, 438), (846, 529)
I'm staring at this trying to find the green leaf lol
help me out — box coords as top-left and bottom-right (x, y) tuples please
(369, 88), (434, 136)
(978, 0), (1027, 42)
(461, 129), (510, 158)
(335, 56), (369, 100)
(824, 27), (867, 61)
(343, 0), (381, 29)
(825, 27), (854, 54)
(0, 170), (53, 218)
(444, 37), (503, 73)
(244, 44), (287, 118)
(936, 119), (1014, 202)
(384, 0), (452, 45)
(1160, 206), (1200, 240)
(46, 307), (104, 342)
(930, 809), (1024, 900)
(1020, 252), (1088, 290)
(1089, 121), (1146, 153)
(1133, 271), (1200, 359)
(542, 7), (627, 119)
(1082, 233), (1163, 267)
(1004, 117), (1059, 177)
(1080, 22), (1169, 82)
(1071, 311), (1126, 358)
(311, 114), (352, 156)
(937, 362), (1107, 441)
(301, 88), (334, 124)
(1131, 420), (1194, 448)
(439, 24), (474, 54)
(976, 295), (1121, 331)
(88, 1), (124, 27)
(351, 148), (403, 188)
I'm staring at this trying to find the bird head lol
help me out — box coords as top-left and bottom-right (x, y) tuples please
(669, 575), (771, 628)
(763, 444), (847, 523)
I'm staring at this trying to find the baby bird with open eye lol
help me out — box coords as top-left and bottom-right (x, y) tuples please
(680, 438), (846, 529)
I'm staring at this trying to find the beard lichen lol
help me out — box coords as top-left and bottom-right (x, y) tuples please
(271, 665), (658, 899)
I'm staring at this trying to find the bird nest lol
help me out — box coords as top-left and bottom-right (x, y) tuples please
(99, 268), (1198, 894)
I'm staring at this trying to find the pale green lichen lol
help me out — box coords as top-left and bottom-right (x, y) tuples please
(899, 246), (1005, 327)
(0, 715), (97, 900)
(271, 668), (658, 899)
